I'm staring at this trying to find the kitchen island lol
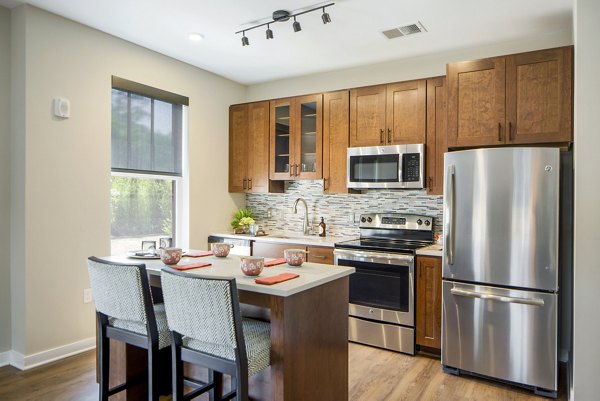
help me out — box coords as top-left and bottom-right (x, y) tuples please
(103, 253), (355, 401)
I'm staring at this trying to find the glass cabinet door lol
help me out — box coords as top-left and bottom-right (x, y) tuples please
(295, 94), (322, 178)
(271, 100), (292, 178)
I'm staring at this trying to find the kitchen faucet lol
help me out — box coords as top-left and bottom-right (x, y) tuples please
(292, 198), (310, 235)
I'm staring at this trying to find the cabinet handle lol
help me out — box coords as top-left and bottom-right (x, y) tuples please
(312, 255), (326, 259)
(509, 122), (513, 141)
(248, 178), (252, 189)
(380, 129), (384, 144)
(295, 164), (299, 176)
(498, 122), (502, 142)
(242, 178), (247, 190)
(289, 164), (293, 177)
(324, 178), (328, 190)
(428, 177), (433, 190)
(387, 128), (392, 143)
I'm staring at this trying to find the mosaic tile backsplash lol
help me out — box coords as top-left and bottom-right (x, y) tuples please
(246, 180), (443, 239)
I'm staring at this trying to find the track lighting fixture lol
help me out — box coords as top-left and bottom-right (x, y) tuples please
(321, 7), (331, 24)
(293, 17), (302, 32)
(235, 2), (334, 46)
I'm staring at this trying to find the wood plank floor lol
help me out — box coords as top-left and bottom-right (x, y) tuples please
(0, 343), (566, 401)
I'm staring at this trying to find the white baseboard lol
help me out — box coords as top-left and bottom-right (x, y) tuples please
(0, 351), (9, 367)
(8, 337), (96, 370)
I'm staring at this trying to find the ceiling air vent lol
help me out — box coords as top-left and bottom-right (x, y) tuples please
(382, 21), (427, 39)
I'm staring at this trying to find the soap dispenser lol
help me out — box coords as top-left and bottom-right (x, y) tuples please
(318, 217), (326, 237)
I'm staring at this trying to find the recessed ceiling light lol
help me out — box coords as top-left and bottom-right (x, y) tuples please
(188, 32), (204, 42)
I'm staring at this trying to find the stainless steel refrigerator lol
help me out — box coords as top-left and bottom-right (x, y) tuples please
(441, 147), (561, 397)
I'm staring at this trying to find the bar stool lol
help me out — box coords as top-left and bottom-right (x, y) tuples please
(87, 256), (171, 401)
(161, 267), (271, 401)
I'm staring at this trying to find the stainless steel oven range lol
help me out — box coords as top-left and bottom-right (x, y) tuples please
(334, 213), (434, 355)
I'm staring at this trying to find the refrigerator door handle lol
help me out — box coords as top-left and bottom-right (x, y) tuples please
(450, 287), (545, 307)
(445, 164), (455, 265)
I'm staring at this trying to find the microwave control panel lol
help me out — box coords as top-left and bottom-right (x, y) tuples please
(402, 153), (421, 182)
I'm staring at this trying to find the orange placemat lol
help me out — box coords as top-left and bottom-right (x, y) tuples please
(170, 262), (212, 271)
(255, 272), (299, 285)
(185, 251), (214, 257)
(264, 258), (286, 267)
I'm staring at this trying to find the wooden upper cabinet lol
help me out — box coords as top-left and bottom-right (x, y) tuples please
(447, 57), (506, 147)
(350, 81), (426, 147)
(323, 90), (351, 194)
(229, 102), (279, 193)
(386, 80), (426, 144)
(447, 46), (573, 148)
(229, 104), (249, 193)
(506, 46), (573, 144)
(270, 95), (323, 180)
(426, 77), (447, 196)
(416, 256), (442, 350)
(247, 101), (271, 192)
(349, 85), (387, 147)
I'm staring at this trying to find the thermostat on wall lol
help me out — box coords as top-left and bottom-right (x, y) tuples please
(53, 97), (70, 118)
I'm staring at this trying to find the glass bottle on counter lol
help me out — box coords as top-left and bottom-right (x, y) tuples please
(318, 217), (326, 237)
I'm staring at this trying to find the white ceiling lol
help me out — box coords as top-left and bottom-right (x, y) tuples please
(0, 0), (573, 85)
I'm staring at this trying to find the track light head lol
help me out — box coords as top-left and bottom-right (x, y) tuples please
(293, 17), (302, 32)
(241, 32), (249, 46)
(322, 8), (331, 24)
(266, 24), (274, 39)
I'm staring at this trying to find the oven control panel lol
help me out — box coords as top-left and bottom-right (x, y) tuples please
(359, 213), (433, 231)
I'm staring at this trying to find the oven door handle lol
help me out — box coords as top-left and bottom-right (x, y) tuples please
(334, 249), (414, 266)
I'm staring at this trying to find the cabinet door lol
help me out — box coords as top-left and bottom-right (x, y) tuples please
(416, 256), (442, 349)
(306, 246), (334, 265)
(506, 46), (573, 144)
(447, 57), (506, 147)
(349, 85), (387, 147)
(426, 77), (447, 195)
(252, 242), (305, 259)
(229, 104), (249, 192)
(270, 98), (294, 180)
(295, 94), (323, 179)
(386, 80), (426, 144)
(247, 101), (270, 193)
(323, 90), (350, 194)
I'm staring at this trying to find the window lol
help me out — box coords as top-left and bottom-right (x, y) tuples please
(110, 77), (188, 255)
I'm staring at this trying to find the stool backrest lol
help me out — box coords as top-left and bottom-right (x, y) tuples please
(161, 268), (242, 351)
(87, 257), (151, 324)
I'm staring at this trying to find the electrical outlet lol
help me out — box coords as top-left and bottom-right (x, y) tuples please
(83, 288), (93, 304)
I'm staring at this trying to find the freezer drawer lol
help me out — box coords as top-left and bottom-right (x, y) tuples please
(442, 281), (557, 392)
(349, 316), (414, 355)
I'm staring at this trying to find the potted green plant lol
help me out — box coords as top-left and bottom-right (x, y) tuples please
(230, 208), (255, 234)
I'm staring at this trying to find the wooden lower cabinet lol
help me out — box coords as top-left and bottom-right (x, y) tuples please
(416, 256), (442, 350)
(252, 242), (334, 265)
(306, 246), (334, 265)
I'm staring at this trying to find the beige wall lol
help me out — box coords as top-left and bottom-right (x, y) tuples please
(0, 6), (11, 354)
(246, 29), (572, 101)
(573, 1), (600, 399)
(10, 5), (245, 357)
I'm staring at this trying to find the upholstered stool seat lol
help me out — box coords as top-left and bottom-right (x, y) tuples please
(161, 267), (272, 401)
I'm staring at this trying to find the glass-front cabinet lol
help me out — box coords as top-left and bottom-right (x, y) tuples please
(270, 94), (322, 180)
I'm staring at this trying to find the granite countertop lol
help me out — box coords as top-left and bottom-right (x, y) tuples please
(105, 253), (355, 297)
(210, 231), (356, 248)
(416, 244), (443, 257)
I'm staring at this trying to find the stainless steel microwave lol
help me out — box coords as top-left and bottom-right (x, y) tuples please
(347, 144), (425, 189)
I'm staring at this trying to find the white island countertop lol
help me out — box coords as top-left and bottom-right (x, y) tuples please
(104, 253), (355, 297)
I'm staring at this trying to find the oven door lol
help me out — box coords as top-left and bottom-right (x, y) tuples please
(334, 248), (414, 327)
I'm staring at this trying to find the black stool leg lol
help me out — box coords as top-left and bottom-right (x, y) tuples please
(172, 334), (184, 401)
(148, 344), (160, 401)
(98, 316), (110, 401)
